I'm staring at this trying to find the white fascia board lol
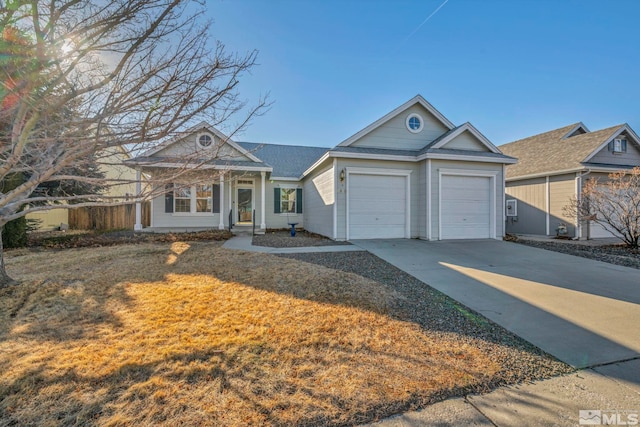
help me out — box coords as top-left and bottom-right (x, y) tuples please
(269, 176), (301, 182)
(134, 161), (272, 172)
(336, 94), (455, 147)
(430, 122), (501, 154)
(302, 150), (416, 178)
(561, 122), (590, 139)
(302, 151), (332, 178)
(418, 152), (518, 164)
(505, 168), (583, 182)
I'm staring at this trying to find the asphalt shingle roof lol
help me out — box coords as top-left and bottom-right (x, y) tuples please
(236, 142), (329, 178)
(500, 124), (623, 179)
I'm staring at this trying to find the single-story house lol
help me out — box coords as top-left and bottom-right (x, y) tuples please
(500, 122), (640, 238)
(127, 95), (517, 240)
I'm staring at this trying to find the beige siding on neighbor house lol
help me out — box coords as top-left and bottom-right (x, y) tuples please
(588, 133), (640, 166)
(441, 130), (490, 151)
(349, 104), (449, 150)
(334, 159), (419, 240)
(505, 178), (547, 235)
(428, 160), (505, 240)
(303, 160), (335, 238)
(549, 174), (577, 236)
(26, 208), (69, 231)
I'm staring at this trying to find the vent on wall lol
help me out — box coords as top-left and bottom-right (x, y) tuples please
(506, 199), (517, 217)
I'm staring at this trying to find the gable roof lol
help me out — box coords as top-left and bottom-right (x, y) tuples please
(142, 121), (262, 162)
(337, 94), (455, 147)
(235, 142), (329, 178)
(426, 122), (501, 153)
(500, 123), (630, 179)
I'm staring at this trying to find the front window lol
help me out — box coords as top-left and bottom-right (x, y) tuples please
(174, 186), (191, 213)
(280, 188), (296, 213)
(196, 184), (212, 212)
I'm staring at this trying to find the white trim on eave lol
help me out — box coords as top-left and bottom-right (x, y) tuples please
(336, 94), (455, 147)
(130, 161), (273, 172)
(430, 122), (502, 154)
(582, 123), (640, 163)
(420, 152), (517, 164)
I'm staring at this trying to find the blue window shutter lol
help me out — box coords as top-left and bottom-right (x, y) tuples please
(165, 183), (174, 213)
(608, 141), (614, 152)
(212, 184), (220, 213)
(274, 188), (281, 213)
(296, 188), (303, 214)
(622, 139), (628, 152)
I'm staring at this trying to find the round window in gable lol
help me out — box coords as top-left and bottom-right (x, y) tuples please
(406, 113), (423, 133)
(198, 133), (213, 148)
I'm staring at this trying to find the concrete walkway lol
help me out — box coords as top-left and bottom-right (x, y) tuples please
(222, 235), (364, 254)
(365, 359), (640, 427)
(352, 238), (640, 426)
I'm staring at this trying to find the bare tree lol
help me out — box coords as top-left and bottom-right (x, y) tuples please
(0, 0), (267, 285)
(565, 167), (640, 247)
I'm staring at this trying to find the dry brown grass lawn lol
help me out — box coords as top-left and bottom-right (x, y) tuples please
(1, 242), (503, 425)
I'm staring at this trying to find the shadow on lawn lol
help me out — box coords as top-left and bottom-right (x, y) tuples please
(0, 241), (575, 425)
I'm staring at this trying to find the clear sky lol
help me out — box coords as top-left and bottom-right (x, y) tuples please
(205, 0), (640, 148)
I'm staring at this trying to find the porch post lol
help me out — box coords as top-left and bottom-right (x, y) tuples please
(219, 174), (225, 230)
(228, 172), (233, 226)
(134, 169), (143, 231)
(260, 171), (266, 229)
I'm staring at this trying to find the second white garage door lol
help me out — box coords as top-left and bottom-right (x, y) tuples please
(348, 173), (407, 239)
(441, 175), (492, 239)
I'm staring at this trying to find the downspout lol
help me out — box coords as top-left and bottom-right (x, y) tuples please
(575, 169), (592, 239)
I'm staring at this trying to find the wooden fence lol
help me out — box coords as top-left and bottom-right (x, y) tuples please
(69, 202), (150, 230)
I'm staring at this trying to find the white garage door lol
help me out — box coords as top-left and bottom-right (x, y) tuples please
(348, 174), (407, 239)
(441, 175), (492, 239)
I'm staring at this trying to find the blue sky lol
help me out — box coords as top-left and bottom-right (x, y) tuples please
(206, 0), (640, 147)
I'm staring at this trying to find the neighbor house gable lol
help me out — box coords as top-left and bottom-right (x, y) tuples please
(337, 95), (454, 151)
(583, 124), (640, 166)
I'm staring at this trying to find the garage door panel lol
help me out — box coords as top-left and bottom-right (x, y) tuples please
(441, 175), (492, 240)
(348, 173), (407, 239)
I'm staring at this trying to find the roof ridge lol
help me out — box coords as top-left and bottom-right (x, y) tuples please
(501, 122), (581, 147)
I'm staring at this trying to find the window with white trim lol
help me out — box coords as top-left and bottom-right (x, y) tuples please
(174, 185), (191, 213)
(197, 133), (213, 149)
(172, 183), (220, 214)
(196, 184), (212, 212)
(280, 188), (296, 213)
(612, 138), (627, 153)
(406, 113), (423, 133)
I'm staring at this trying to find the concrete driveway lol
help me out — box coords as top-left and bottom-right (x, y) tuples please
(352, 239), (640, 368)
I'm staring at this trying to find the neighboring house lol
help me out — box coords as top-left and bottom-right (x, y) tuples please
(127, 95), (516, 240)
(26, 146), (138, 230)
(500, 122), (640, 239)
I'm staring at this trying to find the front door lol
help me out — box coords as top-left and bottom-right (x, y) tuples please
(237, 187), (253, 223)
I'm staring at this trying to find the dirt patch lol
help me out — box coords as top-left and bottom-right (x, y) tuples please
(512, 238), (640, 270)
(23, 229), (232, 250)
(252, 229), (351, 248)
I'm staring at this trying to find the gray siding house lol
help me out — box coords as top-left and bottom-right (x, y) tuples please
(128, 95), (516, 240)
(500, 123), (640, 238)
